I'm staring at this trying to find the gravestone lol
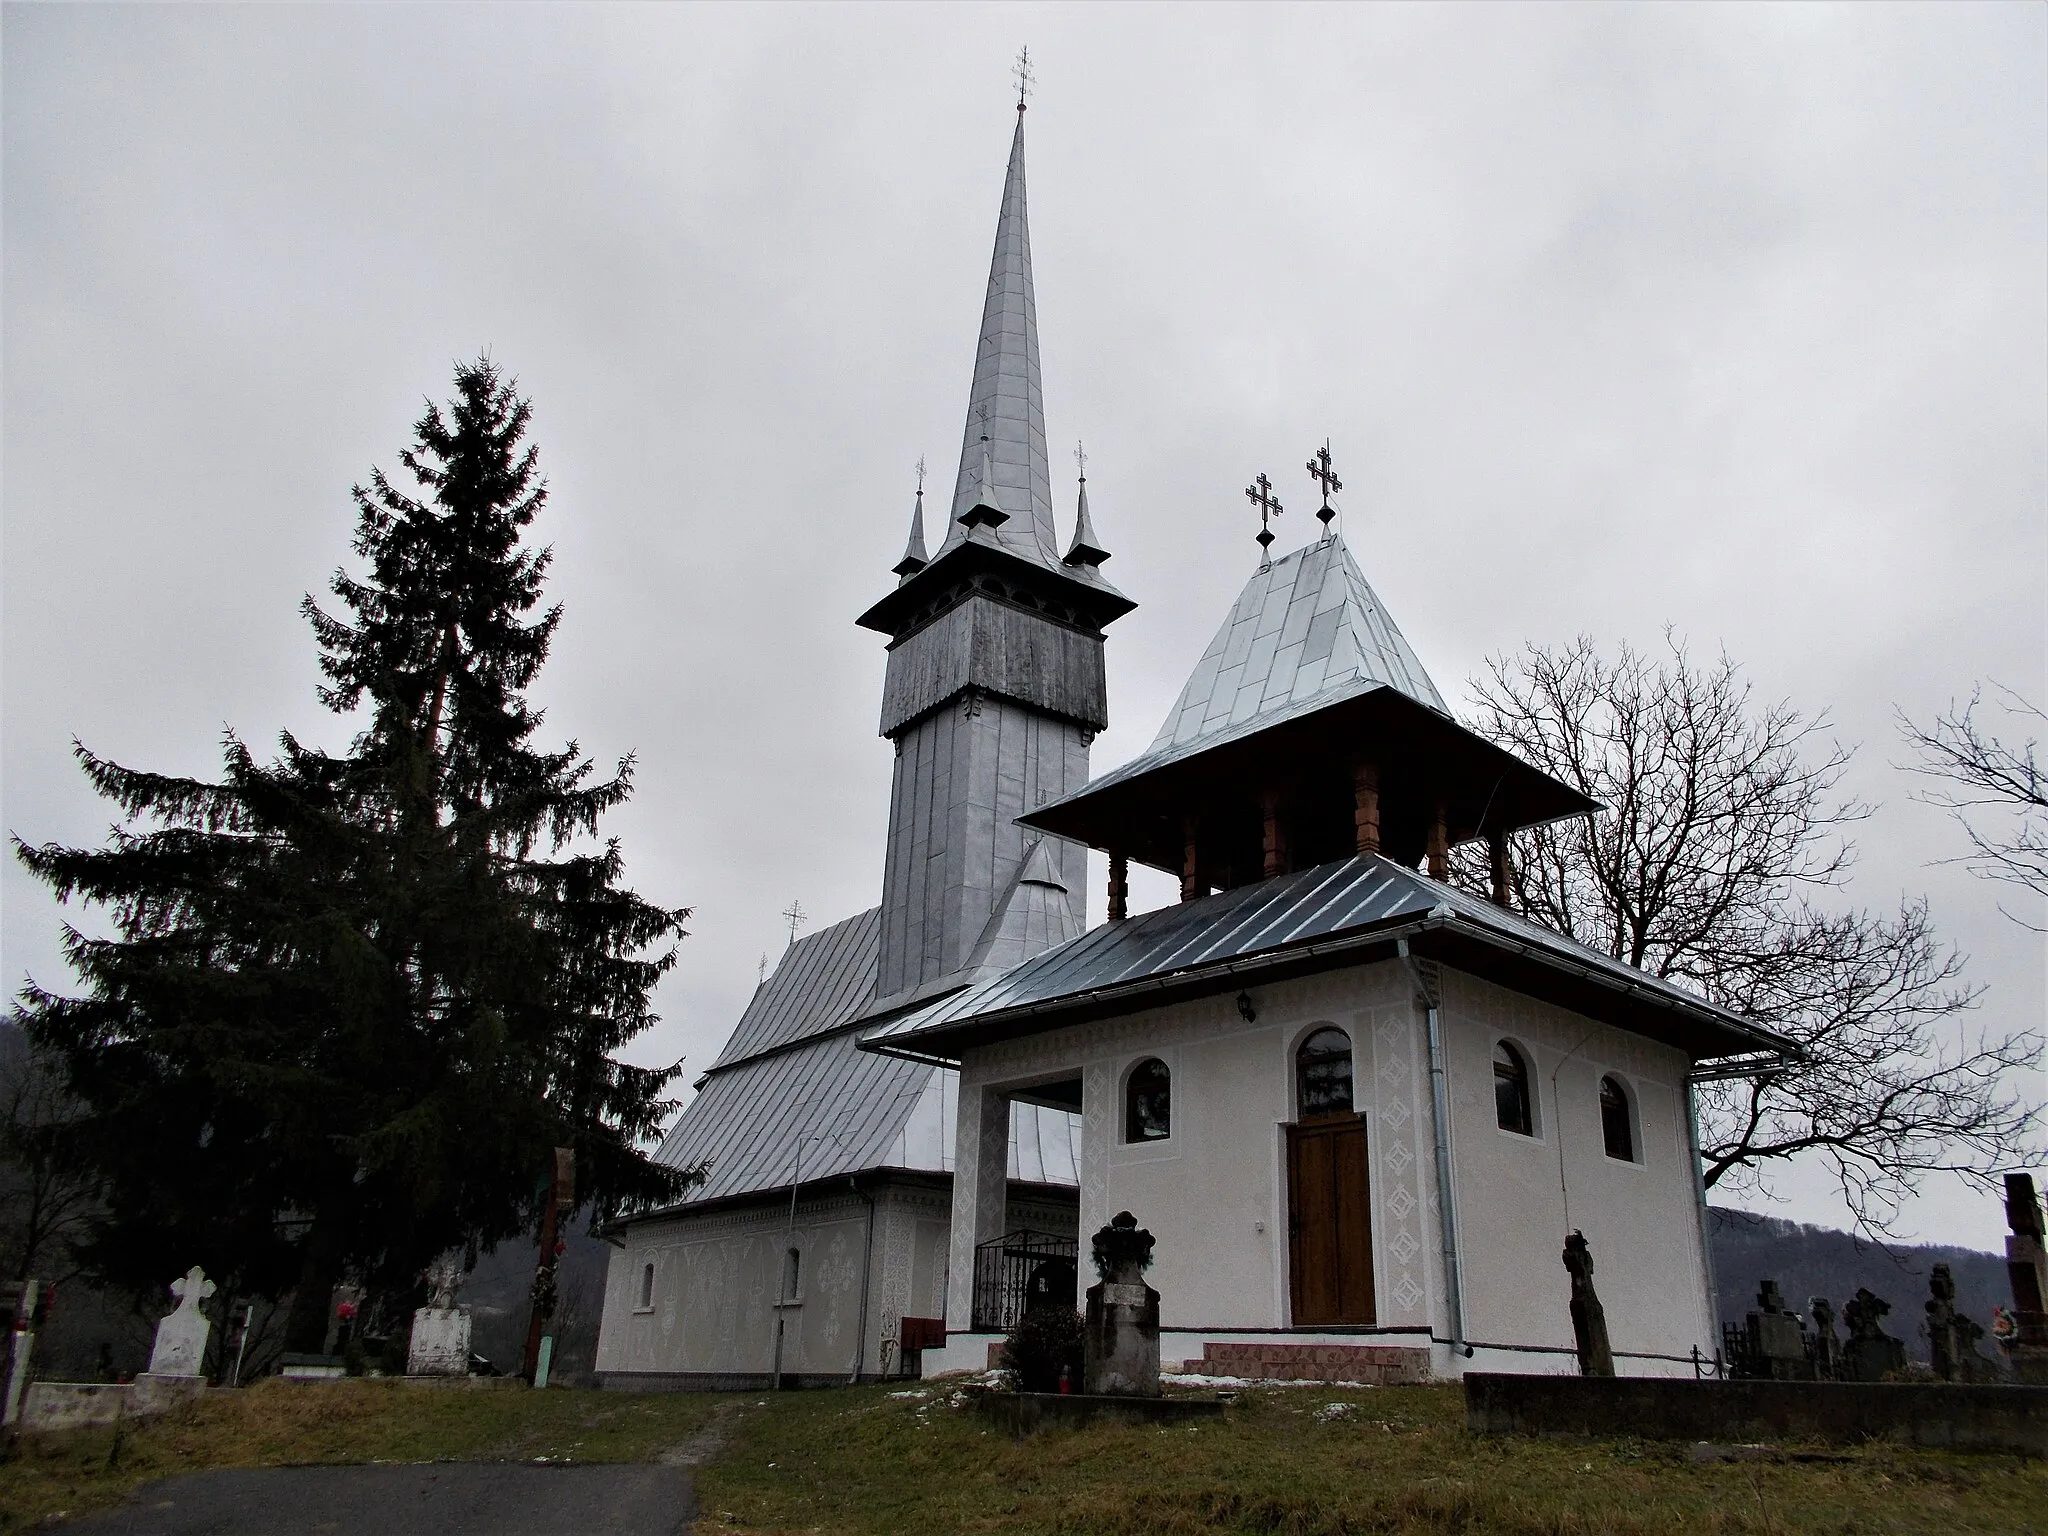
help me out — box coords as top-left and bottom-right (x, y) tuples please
(1082, 1211), (1160, 1397)
(407, 1254), (472, 1377)
(1561, 1231), (1614, 1378)
(1841, 1287), (1907, 1382)
(1809, 1296), (1843, 1380)
(1744, 1279), (1808, 1380)
(147, 1267), (215, 1379)
(2004, 1173), (2048, 1384)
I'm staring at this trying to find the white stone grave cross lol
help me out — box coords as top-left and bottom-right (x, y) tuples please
(147, 1266), (216, 1378)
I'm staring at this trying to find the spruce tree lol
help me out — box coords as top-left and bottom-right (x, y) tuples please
(14, 358), (694, 1350)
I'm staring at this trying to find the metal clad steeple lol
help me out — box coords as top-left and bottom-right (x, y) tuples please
(942, 113), (1059, 567)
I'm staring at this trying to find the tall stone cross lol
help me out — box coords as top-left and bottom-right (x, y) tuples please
(1306, 440), (1343, 529)
(1245, 473), (1284, 559)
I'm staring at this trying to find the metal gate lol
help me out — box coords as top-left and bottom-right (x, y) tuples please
(970, 1230), (1079, 1333)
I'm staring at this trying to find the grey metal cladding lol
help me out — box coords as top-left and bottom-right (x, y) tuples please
(658, 1029), (935, 1202)
(878, 595), (1108, 737)
(709, 907), (881, 1070)
(861, 853), (1792, 1056)
(934, 114), (1064, 572)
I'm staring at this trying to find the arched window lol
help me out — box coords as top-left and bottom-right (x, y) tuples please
(638, 1261), (655, 1310)
(782, 1247), (801, 1302)
(1494, 1041), (1533, 1136)
(1296, 1027), (1354, 1119)
(1125, 1058), (1171, 1142)
(1600, 1075), (1635, 1162)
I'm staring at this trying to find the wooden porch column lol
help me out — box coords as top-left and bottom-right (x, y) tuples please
(1181, 816), (1202, 902)
(1426, 802), (1450, 882)
(1261, 788), (1290, 880)
(1108, 852), (1130, 921)
(1487, 832), (1511, 908)
(1352, 760), (1381, 856)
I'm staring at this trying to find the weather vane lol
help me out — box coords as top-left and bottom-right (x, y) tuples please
(1013, 46), (1034, 113)
(1245, 472), (1284, 559)
(1306, 440), (1342, 531)
(782, 898), (807, 948)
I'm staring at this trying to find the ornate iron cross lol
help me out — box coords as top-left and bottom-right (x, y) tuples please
(1307, 440), (1343, 528)
(1013, 46), (1034, 112)
(782, 898), (807, 948)
(1245, 472), (1284, 556)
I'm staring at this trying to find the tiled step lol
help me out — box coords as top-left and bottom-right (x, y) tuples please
(1198, 1341), (1431, 1384)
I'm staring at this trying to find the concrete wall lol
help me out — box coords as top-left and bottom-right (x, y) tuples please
(594, 1176), (1076, 1386)
(940, 956), (1715, 1378)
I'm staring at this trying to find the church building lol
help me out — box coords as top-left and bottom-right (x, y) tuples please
(594, 99), (1792, 1389)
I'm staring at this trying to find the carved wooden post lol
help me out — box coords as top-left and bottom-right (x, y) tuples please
(1180, 816), (1202, 902)
(1261, 788), (1289, 880)
(1352, 760), (1381, 856)
(1426, 802), (1449, 882)
(1108, 852), (1129, 921)
(1488, 831), (1511, 908)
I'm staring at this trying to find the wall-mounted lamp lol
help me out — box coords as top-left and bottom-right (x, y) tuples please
(1236, 991), (1257, 1024)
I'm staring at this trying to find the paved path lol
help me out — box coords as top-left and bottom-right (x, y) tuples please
(67, 1462), (697, 1535)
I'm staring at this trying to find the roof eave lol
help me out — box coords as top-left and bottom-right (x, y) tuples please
(856, 536), (1135, 638)
(863, 909), (1792, 1068)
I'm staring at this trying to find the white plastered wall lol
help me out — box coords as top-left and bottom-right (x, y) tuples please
(929, 955), (1715, 1378)
(595, 1179), (951, 1381)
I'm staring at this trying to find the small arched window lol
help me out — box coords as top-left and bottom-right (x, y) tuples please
(1125, 1059), (1171, 1142)
(638, 1261), (655, 1310)
(1494, 1041), (1533, 1136)
(1600, 1075), (1635, 1162)
(782, 1247), (802, 1302)
(1296, 1027), (1354, 1119)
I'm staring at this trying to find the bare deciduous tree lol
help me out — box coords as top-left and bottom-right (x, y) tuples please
(1460, 636), (2040, 1235)
(1899, 684), (2048, 927)
(0, 1024), (99, 1283)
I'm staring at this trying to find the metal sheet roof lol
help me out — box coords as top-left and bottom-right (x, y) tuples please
(1073, 536), (1443, 798)
(709, 907), (880, 1070)
(861, 853), (1794, 1064)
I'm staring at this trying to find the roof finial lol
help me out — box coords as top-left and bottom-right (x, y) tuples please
(1245, 472), (1284, 564)
(1306, 440), (1343, 535)
(893, 456), (929, 578)
(1012, 45), (1034, 114)
(782, 898), (807, 949)
(1064, 439), (1110, 568)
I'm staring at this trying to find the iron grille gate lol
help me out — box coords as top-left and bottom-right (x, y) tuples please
(971, 1230), (1079, 1333)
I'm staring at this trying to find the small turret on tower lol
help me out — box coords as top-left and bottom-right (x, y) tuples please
(1064, 441), (1110, 569)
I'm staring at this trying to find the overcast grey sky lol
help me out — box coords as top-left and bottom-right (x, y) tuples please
(5, 3), (2042, 1249)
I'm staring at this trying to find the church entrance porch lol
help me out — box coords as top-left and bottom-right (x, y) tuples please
(1286, 1114), (1376, 1326)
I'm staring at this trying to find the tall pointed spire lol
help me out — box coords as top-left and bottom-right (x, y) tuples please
(892, 461), (929, 579)
(940, 107), (1059, 566)
(1063, 440), (1109, 567)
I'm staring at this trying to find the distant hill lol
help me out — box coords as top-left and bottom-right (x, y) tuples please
(1707, 1205), (2009, 1364)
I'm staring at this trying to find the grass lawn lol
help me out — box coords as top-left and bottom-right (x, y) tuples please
(2, 1377), (2041, 1533)
(693, 1381), (2045, 1536)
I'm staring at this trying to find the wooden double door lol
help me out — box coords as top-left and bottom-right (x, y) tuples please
(1286, 1114), (1376, 1325)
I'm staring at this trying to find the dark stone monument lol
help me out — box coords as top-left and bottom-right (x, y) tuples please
(2005, 1173), (2048, 1385)
(1809, 1296), (1843, 1380)
(1083, 1212), (1161, 1398)
(1561, 1230), (1614, 1378)
(1743, 1280), (1809, 1380)
(1842, 1287), (1907, 1382)
(1928, 1262), (1963, 1381)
